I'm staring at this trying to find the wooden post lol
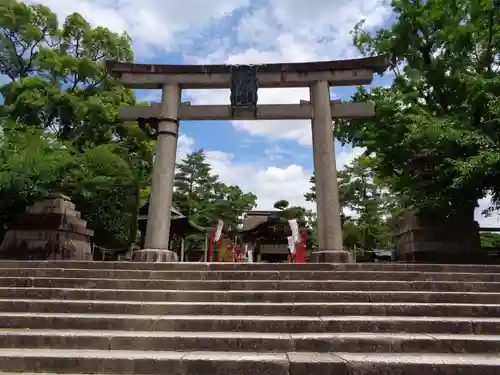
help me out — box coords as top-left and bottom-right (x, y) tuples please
(203, 234), (209, 262)
(180, 239), (185, 262)
(217, 239), (223, 263)
(208, 232), (214, 262)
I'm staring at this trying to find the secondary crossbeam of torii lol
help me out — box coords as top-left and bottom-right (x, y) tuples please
(106, 55), (390, 263)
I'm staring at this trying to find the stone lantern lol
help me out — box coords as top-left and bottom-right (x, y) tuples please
(0, 194), (94, 260)
(394, 150), (482, 263)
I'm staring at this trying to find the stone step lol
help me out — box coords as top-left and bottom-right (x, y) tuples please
(2, 287), (500, 303)
(0, 349), (498, 374)
(2, 277), (499, 292)
(1, 299), (498, 317)
(0, 313), (498, 334)
(0, 329), (498, 354)
(0, 260), (499, 273)
(3, 268), (500, 282)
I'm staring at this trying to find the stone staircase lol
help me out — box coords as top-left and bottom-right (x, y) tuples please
(0, 261), (499, 374)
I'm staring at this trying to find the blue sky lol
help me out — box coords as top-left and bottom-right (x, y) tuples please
(11, 0), (500, 225)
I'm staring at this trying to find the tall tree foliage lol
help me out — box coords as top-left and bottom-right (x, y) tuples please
(273, 199), (318, 252)
(174, 150), (218, 220)
(305, 156), (398, 250)
(173, 149), (257, 247)
(0, 1), (151, 249)
(0, 0), (134, 145)
(0, 121), (138, 247)
(337, 156), (397, 250)
(337, 0), (500, 217)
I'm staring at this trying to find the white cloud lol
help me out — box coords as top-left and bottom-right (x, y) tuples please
(336, 147), (366, 171)
(178, 134), (500, 227)
(184, 0), (392, 145)
(205, 149), (314, 210)
(475, 195), (500, 228)
(186, 86), (313, 145)
(176, 134), (195, 161)
(24, 0), (250, 53)
(25, 0), (392, 145)
(176, 134), (365, 211)
(175, 134), (315, 210)
(16, 1), (500, 230)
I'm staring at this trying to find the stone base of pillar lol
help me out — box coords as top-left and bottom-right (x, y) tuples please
(310, 250), (354, 263)
(133, 249), (178, 262)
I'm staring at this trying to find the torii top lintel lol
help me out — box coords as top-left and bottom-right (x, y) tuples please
(105, 55), (391, 89)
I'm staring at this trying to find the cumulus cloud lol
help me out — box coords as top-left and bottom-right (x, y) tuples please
(207, 150), (314, 210)
(475, 195), (500, 228)
(24, 0), (250, 54)
(183, 0), (392, 144)
(18, 0), (500, 227)
(176, 134), (366, 211)
(186, 86), (313, 145)
(25, 0), (392, 145)
(20, 0), (381, 212)
(175, 134), (314, 210)
(176, 134), (195, 161)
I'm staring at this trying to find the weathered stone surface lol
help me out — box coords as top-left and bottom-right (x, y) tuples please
(1, 300), (500, 318)
(310, 250), (354, 263)
(2, 277), (499, 293)
(133, 249), (178, 262)
(1, 312), (499, 335)
(288, 352), (349, 375)
(1, 286), (500, 304)
(393, 210), (485, 263)
(2, 349), (498, 375)
(1, 260), (500, 272)
(2, 267), (500, 282)
(0, 330), (499, 354)
(0, 196), (93, 261)
(0, 349), (290, 375)
(0, 299), (500, 318)
(334, 352), (500, 375)
(0, 260), (499, 374)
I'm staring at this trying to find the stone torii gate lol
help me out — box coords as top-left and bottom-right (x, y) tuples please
(105, 55), (390, 263)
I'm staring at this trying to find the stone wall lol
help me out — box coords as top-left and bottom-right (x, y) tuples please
(393, 209), (482, 263)
(0, 194), (93, 260)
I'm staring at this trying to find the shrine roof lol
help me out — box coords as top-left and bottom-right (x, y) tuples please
(170, 216), (206, 234)
(105, 55), (390, 76)
(138, 200), (206, 235)
(241, 211), (285, 232)
(240, 211), (307, 237)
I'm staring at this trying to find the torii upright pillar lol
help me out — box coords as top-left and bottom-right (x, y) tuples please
(106, 55), (391, 263)
(309, 80), (353, 263)
(133, 84), (180, 262)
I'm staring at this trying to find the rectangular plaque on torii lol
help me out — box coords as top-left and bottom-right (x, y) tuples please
(230, 65), (259, 117)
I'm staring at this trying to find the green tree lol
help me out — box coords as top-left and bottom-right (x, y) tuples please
(339, 156), (397, 250)
(174, 149), (257, 249)
(337, 0), (500, 218)
(0, 2), (152, 250)
(173, 149), (218, 219)
(1, 0), (134, 145)
(0, 0), (58, 80)
(61, 143), (137, 248)
(480, 232), (500, 249)
(273, 200), (290, 211)
(0, 121), (139, 247)
(304, 176), (316, 203)
(211, 183), (257, 231)
(0, 121), (71, 238)
(272, 199), (318, 253)
(305, 156), (398, 250)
